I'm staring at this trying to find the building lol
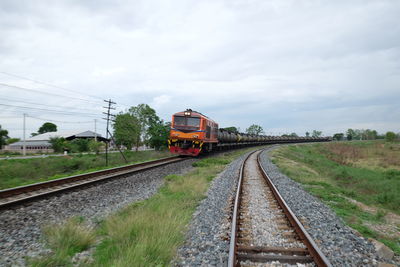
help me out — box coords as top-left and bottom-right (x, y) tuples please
(5, 130), (107, 153)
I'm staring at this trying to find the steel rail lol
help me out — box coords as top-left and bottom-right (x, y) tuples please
(227, 149), (332, 267)
(227, 150), (257, 267)
(0, 156), (185, 209)
(256, 151), (332, 267)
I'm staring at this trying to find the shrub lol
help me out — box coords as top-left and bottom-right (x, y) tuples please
(385, 131), (396, 142)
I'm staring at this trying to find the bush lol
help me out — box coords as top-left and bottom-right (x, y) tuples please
(70, 139), (90, 152)
(385, 131), (396, 142)
(49, 137), (67, 153)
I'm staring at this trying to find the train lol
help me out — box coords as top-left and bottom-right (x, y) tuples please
(168, 109), (331, 156)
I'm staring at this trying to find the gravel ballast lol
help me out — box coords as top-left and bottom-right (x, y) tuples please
(174, 151), (251, 266)
(259, 147), (385, 266)
(176, 146), (394, 266)
(0, 159), (196, 267)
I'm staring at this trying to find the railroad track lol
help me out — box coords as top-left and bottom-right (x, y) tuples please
(228, 150), (332, 267)
(0, 156), (186, 209)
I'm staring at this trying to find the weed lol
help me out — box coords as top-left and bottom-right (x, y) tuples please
(271, 141), (400, 254)
(28, 217), (95, 266)
(192, 158), (230, 167)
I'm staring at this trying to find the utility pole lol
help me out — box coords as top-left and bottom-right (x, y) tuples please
(94, 119), (97, 142)
(23, 113), (26, 156)
(103, 99), (116, 166)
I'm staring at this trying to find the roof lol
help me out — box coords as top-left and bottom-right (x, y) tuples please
(26, 130), (103, 141)
(9, 140), (52, 147)
(9, 130), (106, 147)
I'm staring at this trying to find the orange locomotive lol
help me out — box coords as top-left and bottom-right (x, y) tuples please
(168, 109), (218, 156)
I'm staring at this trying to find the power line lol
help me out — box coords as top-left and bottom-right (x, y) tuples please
(0, 116), (22, 119)
(0, 96), (102, 114)
(27, 115), (96, 124)
(0, 103), (102, 117)
(0, 71), (133, 108)
(0, 82), (103, 105)
(0, 71), (105, 103)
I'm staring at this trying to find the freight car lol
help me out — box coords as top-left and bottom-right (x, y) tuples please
(168, 109), (330, 156)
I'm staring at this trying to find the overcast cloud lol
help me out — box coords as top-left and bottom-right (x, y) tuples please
(0, 0), (399, 138)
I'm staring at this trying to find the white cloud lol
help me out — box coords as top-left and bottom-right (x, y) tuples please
(92, 67), (126, 78)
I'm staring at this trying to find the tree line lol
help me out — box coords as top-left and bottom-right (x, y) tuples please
(333, 129), (399, 142)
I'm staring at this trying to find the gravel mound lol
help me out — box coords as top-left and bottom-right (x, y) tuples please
(0, 159), (196, 267)
(259, 147), (383, 266)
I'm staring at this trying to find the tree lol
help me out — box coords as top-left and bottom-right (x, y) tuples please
(88, 140), (103, 154)
(129, 104), (160, 150)
(147, 121), (170, 150)
(305, 132), (310, 137)
(0, 125), (9, 149)
(346, 129), (355, 141)
(113, 112), (140, 150)
(223, 127), (239, 133)
(246, 124), (264, 135)
(289, 132), (298, 137)
(49, 137), (67, 153)
(333, 133), (344, 141)
(38, 122), (57, 134)
(363, 129), (378, 140)
(71, 139), (90, 152)
(385, 131), (396, 142)
(312, 130), (322, 138)
(6, 138), (20, 145)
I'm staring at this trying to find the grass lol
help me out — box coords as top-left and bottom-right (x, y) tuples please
(0, 150), (172, 190)
(270, 141), (400, 254)
(29, 147), (262, 266)
(28, 217), (96, 266)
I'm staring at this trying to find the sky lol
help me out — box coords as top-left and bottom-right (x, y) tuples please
(0, 0), (399, 139)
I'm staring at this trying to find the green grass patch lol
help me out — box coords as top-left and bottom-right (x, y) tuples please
(0, 150), (172, 190)
(29, 147), (264, 266)
(27, 217), (96, 266)
(271, 141), (400, 254)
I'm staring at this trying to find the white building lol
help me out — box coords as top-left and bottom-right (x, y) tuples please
(5, 130), (107, 153)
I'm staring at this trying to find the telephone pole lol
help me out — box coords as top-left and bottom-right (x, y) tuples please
(103, 99), (116, 166)
(94, 119), (97, 142)
(23, 113), (26, 156)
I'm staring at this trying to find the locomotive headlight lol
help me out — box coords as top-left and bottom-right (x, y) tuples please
(173, 133), (179, 136)
(184, 111), (191, 116)
(193, 134), (199, 138)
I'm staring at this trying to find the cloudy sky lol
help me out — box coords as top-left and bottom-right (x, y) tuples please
(1, 0), (399, 138)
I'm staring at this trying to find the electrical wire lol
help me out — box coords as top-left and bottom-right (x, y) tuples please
(0, 103), (102, 117)
(0, 71), (132, 108)
(26, 115), (97, 124)
(0, 71), (105, 103)
(0, 82), (103, 105)
(0, 96), (102, 114)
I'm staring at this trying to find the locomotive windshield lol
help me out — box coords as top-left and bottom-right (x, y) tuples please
(174, 116), (186, 126)
(174, 116), (200, 128)
(187, 117), (200, 127)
